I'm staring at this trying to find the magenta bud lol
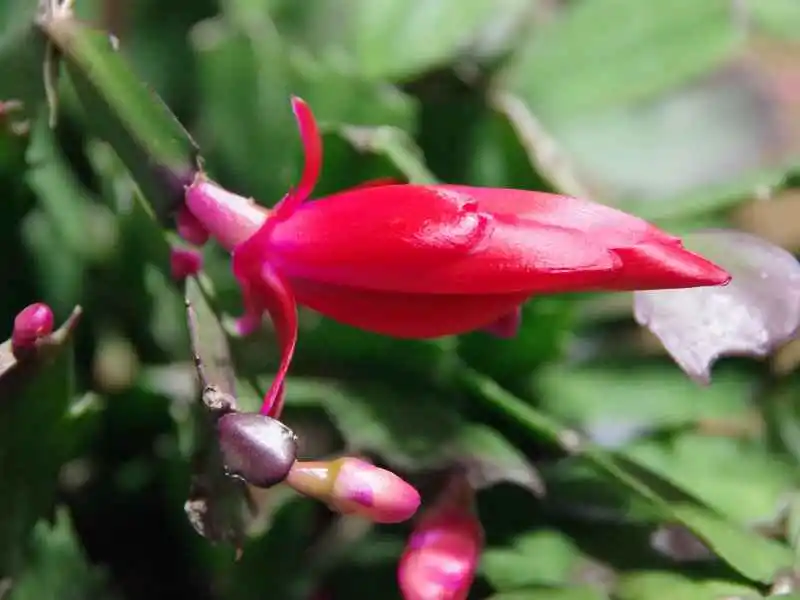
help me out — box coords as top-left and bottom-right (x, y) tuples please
(398, 474), (483, 600)
(286, 458), (420, 523)
(170, 246), (203, 280)
(176, 205), (210, 246)
(217, 412), (298, 488)
(12, 302), (54, 357)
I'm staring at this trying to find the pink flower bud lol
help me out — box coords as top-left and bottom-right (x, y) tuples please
(12, 302), (54, 357)
(170, 246), (203, 280)
(398, 474), (483, 600)
(184, 175), (269, 252)
(176, 205), (210, 246)
(286, 457), (420, 523)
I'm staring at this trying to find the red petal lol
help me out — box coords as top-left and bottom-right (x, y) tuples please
(291, 96), (322, 204)
(609, 242), (731, 290)
(290, 277), (530, 338)
(271, 97), (323, 220)
(442, 186), (730, 289)
(235, 263), (298, 418)
(267, 185), (621, 295)
(440, 185), (677, 244)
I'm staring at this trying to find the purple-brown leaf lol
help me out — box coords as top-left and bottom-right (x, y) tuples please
(634, 229), (800, 383)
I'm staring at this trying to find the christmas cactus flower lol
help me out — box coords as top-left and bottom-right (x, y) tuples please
(181, 97), (731, 416)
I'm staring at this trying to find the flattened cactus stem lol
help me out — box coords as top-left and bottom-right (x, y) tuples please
(38, 6), (201, 221)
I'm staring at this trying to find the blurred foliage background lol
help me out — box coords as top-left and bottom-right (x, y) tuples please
(1, 0), (800, 598)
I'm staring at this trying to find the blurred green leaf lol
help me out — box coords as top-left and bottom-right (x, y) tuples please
(667, 503), (793, 584)
(182, 276), (256, 546)
(459, 297), (576, 381)
(20, 207), (84, 316)
(43, 14), (199, 220)
(26, 118), (117, 264)
(498, 0), (799, 218)
(502, 0), (740, 122)
(751, 0), (800, 39)
(292, 52), (414, 128)
(615, 571), (758, 600)
(463, 369), (794, 583)
(296, 318), (455, 384)
(336, 125), (436, 184)
(274, 0), (531, 80)
(0, 306), (80, 574)
(191, 15), (296, 201)
(488, 588), (607, 600)
(187, 275), (235, 397)
(9, 508), (119, 600)
(0, 0), (48, 120)
(623, 434), (796, 524)
(266, 377), (544, 493)
(481, 530), (591, 590)
(536, 364), (754, 432)
(192, 14), (417, 203)
(536, 363), (794, 523)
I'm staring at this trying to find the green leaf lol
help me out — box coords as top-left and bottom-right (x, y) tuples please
(502, 0), (741, 122)
(481, 530), (591, 590)
(461, 369), (794, 583)
(536, 364), (754, 432)
(750, 0), (800, 40)
(668, 502), (793, 584)
(291, 52), (414, 129)
(0, 0), (48, 120)
(623, 434), (796, 524)
(498, 0), (799, 219)
(9, 508), (119, 600)
(191, 15), (417, 203)
(267, 377), (544, 494)
(335, 124), (437, 184)
(459, 297), (576, 381)
(42, 12), (199, 220)
(182, 276), (255, 546)
(615, 571), (759, 600)
(273, 0), (531, 80)
(191, 15), (297, 202)
(296, 318), (455, 385)
(186, 275), (236, 398)
(26, 118), (117, 264)
(487, 588), (607, 600)
(0, 306), (81, 574)
(536, 363), (795, 524)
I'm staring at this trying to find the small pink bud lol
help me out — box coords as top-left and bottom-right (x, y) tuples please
(12, 302), (54, 357)
(225, 312), (263, 338)
(184, 176), (269, 252)
(170, 246), (203, 280)
(286, 457), (420, 523)
(176, 205), (210, 246)
(398, 474), (483, 600)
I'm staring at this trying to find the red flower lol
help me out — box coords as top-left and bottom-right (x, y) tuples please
(184, 97), (730, 416)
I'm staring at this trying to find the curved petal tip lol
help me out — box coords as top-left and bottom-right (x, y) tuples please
(614, 242), (731, 291)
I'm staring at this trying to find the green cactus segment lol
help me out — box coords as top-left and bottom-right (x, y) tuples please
(41, 16), (200, 221)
